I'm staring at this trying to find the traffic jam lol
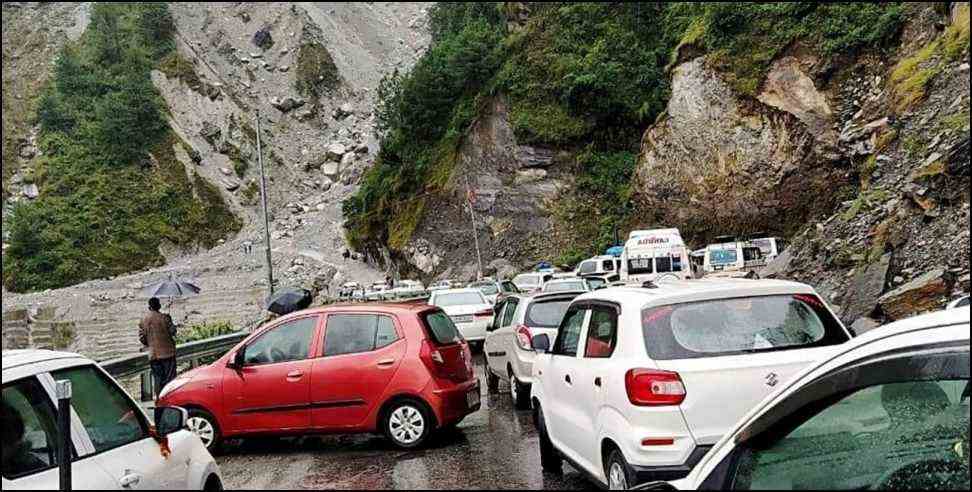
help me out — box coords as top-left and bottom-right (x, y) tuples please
(3, 228), (970, 490)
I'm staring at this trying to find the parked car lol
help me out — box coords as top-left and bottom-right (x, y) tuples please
(365, 282), (388, 302)
(529, 279), (852, 489)
(469, 279), (520, 305)
(2, 350), (222, 490)
(513, 272), (554, 294)
(429, 280), (461, 292)
(159, 304), (480, 452)
(542, 278), (593, 294)
(428, 289), (495, 346)
(575, 255), (623, 278)
(390, 280), (427, 300)
(584, 275), (618, 290)
(643, 307), (970, 491)
(949, 295), (970, 310)
(484, 292), (584, 409)
(339, 282), (361, 300)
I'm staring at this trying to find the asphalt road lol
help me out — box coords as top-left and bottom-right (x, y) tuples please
(215, 354), (595, 490)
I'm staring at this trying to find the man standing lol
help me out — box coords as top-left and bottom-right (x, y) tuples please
(139, 297), (177, 398)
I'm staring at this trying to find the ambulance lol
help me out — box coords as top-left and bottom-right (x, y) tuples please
(620, 228), (692, 283)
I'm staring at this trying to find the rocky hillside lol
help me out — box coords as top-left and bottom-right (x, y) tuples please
(346, 2), (969, 325)
(2, 2), (431, 360)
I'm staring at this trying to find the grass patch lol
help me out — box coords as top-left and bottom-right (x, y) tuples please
(912, 159), (947, 180)
(941, 110), (971, 133)
(295, 43), (340, 100)
(860, 155), (879, 190)
(175, 320), (238, 345)
(240, 180), (260, 206)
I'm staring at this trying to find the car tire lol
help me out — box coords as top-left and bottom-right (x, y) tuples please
(605, 449), (636, 491)
(508, 370), (531, 410)
(383, 399), (433, 450)
(203, 474), (224, 492)
(535, 405), (562, 473)
(486, 367), (500, 394)
(186, 409), (223, 455)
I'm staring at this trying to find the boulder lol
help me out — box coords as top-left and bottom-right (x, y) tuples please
(487, 259), (518, 281)
(959, 273), (970, 294)
(270, 96), (305, 113)
(514, 168), (547, 185)
(320, 178), (333, 192)
(325, 143), (347, 162)
(340, 151), (356, 168)
(322, 162), (340, 179)
(219, 167), (234, 176)
(514, 145), (555, 168)
(760, 250), (794, 279)
(333, 103), (355, 120)
(841, 253), (892, 324)
(18, 144), (36, 160)
(221, 178), (240, 192)
(877, 268), (953, 321)
(850, 317), (882, 336)
(252, 27), (273, 50)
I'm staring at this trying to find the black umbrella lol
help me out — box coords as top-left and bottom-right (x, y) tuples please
(266, 288), (313, 316)
(142, 277), (202, 298)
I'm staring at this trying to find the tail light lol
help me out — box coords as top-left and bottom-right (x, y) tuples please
(794, 294), (825, 310)
(420, 339), (471, 383)
(515, 325), (533, 351)
(625, 369), (686, 406)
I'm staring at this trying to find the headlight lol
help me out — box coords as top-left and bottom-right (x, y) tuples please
(158, 378), (191, 400)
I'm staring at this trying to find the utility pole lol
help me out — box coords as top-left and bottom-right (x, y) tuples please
(463, 174), (484, 281)
(255, 112), (275, 296)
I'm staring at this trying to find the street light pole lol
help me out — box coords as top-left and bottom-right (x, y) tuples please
(56, 380), (72, 492)
(463, 174), (484, 281)
(255, 112), (275, 296)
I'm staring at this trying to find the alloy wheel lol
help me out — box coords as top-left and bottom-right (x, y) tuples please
(187, 416), (216, 448)
(609, 462), (628, 490)
(389, 405), (426, 446)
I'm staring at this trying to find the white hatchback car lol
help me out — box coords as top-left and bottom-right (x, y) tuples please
(428, 288), (495, 346)
(484, 292), (584, 409)
(542, 278), (593, 294)
(2, 350), (222, 491)
(646, 307), (970, 491)
(529, 279), (853, 489)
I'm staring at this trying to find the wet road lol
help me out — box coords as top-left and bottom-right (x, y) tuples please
(215, 354), (594, 490)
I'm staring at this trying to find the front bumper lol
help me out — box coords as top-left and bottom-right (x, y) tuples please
(630, 446), (712, 483)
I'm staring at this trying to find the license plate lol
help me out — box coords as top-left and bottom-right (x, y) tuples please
(452, 315), (473, 324)
(466, 388), (481, 409)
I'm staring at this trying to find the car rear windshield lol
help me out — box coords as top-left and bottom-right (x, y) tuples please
(421, 311), (463, 345)
(514, 274), (540, 287)
(434, 292), (486, 307)
(526, 298), (575, 328)
(642, 295), (849, 360)
(546, 281), (586, 293)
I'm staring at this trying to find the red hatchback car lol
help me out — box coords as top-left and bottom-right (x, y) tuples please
(157, 303), (481, 451)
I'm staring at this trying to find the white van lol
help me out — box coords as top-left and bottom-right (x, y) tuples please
(620, 229), (691, 283)
(748, 236), (787, 263)
(703, 239), (766, 274)
(574, 255), (622, 278)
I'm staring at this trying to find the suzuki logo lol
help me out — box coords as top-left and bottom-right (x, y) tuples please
(765, 373), (780, 388)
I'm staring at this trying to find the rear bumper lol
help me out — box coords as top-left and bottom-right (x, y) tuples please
(428, 379), (481, 427)
(629, 446), (712, 483)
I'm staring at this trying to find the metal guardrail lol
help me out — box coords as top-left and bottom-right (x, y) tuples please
(100, 332), (248, 402)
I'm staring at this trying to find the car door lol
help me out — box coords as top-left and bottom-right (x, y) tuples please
(571, 304), (620, 465)
(223, 315), (321, 434)
(484, 300), (509, 379)
(309, 314), (407, 429)
(2, 375), (117, 490)
(50, 365), (188, 490)
(544, 305), (590, 464)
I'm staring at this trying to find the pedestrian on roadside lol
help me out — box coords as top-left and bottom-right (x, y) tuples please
(139, 297), (177, 399)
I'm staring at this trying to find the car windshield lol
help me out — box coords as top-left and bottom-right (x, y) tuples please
(587, 278), (607, 289)
(421, 311), (463, 345)
(476, 284), (499, 295)
(434, 292), (486, 307)
(642, 295), (849, 359)
(710, 249), (739, 265)
(545, 281), (586, 293)
(514, 275), (539, 288)
(525, 299), (575, 328)
(734, 379), (970, 490)
(578, 262), (597, 275)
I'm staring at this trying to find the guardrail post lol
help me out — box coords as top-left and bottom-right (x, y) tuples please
(55, 380), (73, 492)
(141, 372), (154, 402)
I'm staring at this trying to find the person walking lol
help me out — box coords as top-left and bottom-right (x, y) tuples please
(139, 297), (178, 399)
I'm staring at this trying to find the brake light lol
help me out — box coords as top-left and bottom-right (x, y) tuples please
(420, 340), (449, 379)
(515, 325), (533, 351)
(794, 294), (825, 310)
(625, 369), (686, 406)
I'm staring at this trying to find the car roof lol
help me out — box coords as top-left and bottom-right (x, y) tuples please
(2, 350), (90, 374)
(433, 288), (484, 295)
(270, 301), (438, 321)
(546, 278), (585, 284)
(575, 278), (815, 308)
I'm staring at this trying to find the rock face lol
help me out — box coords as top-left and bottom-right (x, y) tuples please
(841, 254), (892, 324)
(633, 57), (847, 243)
(877, 268), (954, 321)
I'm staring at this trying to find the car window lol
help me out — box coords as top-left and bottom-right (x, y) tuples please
(501, 282), (518, 293)
(477, 284), (500, 296)
(628, 257), (654, 275)
(642, 295), (849, 360)
(545, 281), (586, 293)
(324, 315), (400, 356)
(502, 298), (520, 327)
(587, 278), (607, 290)
(553, 307), (586, 357)
(489, 301), (506, 332)
(245, 317), (318, 365)
(578, 262), (597, 275)
(421, 311), (463, 345)
(434, 292), (487, 307)
(732, 379), (970, 491)
(584, 307), (618, 358)
(2, 378), (70, 480)
(525, 299), (574, 328)
(52, 367), (149, 454)
(602, 260), (615, 271)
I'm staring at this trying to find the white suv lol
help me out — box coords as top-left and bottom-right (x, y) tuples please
(2, 350), (222, 491)
(529, 279), (852, 489)
(484, 292), (584, 409)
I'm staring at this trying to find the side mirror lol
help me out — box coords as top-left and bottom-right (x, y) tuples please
(154, 406), (188, 437)
(229, 347), (246, 369)
(532, 334), (551, 354)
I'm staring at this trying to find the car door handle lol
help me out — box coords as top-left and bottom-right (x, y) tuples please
(376, 359), (396, 367)
(594, 377), (602, 388)
(120, 472), (141, 488)
(287, 371), (304, 379)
